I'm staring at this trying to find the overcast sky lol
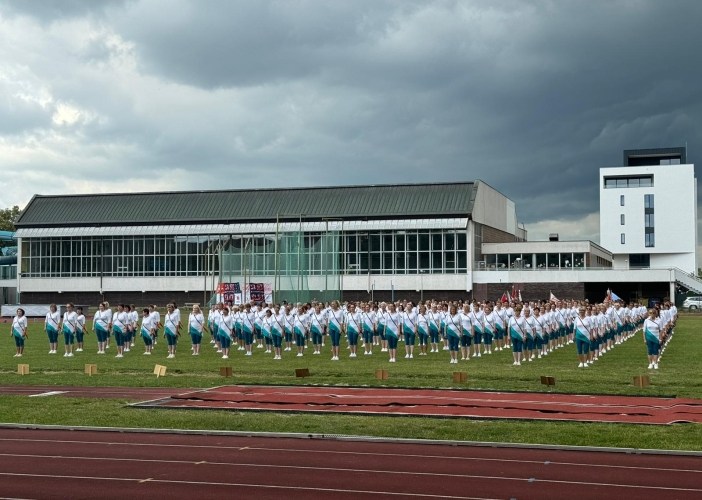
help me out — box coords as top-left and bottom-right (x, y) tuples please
(1, 0), (700, 250)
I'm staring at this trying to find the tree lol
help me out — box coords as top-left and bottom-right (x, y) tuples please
(0, 206), (21, 249)
(0, 206), (21, 233)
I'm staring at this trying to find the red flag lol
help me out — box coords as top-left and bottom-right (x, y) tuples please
(511, 286), (517, 300)
(500, 292), (509, 303)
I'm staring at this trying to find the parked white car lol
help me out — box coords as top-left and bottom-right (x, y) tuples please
(682, 296), (702, 310)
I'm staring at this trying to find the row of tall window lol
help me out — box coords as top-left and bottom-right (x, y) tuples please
(19, 230), (469, 278)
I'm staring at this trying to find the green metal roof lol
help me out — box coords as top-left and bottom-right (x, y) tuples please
(16, 181), (478, 227)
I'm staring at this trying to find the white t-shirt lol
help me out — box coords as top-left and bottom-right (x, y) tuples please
(189, 312), (205, 333)
(63, 311), (78, 333)
(45, 311), (60, 331)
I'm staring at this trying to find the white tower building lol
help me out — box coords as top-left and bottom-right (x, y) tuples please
(599, 147), (697, 274)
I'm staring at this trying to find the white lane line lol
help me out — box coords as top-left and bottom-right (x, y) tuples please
(2, 451), (701, 489)
(1, 437), (700, 474)
(0, 473), (499, 499)
(27, 391), (66, 398)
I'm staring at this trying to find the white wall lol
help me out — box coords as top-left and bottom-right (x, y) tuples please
(650, 253), (696, 271)
(472, 181), (518, 236)
(473, 268), (675, 284)
(19, 273), (473, 294)
(600, 164), (696, 273)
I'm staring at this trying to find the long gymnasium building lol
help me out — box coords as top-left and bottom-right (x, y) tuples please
(12, 157), (702, 306)
(14, 181), (527, 304)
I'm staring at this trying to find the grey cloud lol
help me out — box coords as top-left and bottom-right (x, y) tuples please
(0, 0), (700, 240)
(0, 0), (126, 22)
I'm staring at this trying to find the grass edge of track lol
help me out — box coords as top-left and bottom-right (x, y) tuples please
(1, 395), (701, 452)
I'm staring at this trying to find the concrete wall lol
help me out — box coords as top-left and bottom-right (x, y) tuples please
(471, 181), (518, 236)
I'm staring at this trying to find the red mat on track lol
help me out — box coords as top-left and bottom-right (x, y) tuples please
(133, 385), (702, 425)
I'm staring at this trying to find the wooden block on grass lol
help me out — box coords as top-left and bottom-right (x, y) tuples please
(153, 365), (167, 377)
(17, 364), (29, 375)
(540, 376), (556, 387)
(84, 364), (98, 376)
(295, 368), (310, 378)
(220, 366), (233, 377)
(633, 375), (650, 388)
(452, 372), (467, 383)
(374, 369), (389, 380)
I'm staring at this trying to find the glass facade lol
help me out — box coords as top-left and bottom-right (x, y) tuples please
(604, 175), (653, 188)
(482, 252), (609, 270)
(644, 194), (655, 248)
(19, 229), (469, 278)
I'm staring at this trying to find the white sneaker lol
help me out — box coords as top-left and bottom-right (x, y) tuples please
(76, 348), (83, 352)
(477, 353), (481, 357)
(124, 348), (130, 352)
(381, 348), (387, 352)
(246, 352), (252, 356)
(516, 362), (521, 366)
(63, 353), (68, 357)
(130, 342), (135, 347)
(297, 353), (303, 357)
(579, 363), (584, 368)
(648, 363), (653, 369)
(367, 351), (372, 355)
(192, 352), (199, 356)
(144, 352), (150, 355)
(350, 353), (356, 358)
(409, 354), (413, 359)
(538, 355), (542, 359)
(116, 354), (123, 358)
(222, 355), (229, 359)
(528, 358), (532, 362)
(513, 361), (518, 366)
(654, 363), (659, 369)
(167, 354), (174, 359)
(217, 349), (222, 353)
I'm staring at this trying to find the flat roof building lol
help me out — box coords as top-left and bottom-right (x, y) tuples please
(6, 147), (701, 307)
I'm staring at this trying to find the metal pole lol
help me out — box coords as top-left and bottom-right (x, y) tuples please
(204, 243), (208, 307)
(322, 219), (329, 295)
(296, 214), (302, 304)
(274, 214), (279, 304)
(340, 220), (344, 304)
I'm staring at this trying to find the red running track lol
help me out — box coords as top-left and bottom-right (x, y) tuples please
(136, 385), (702, 425)
(0, 428), (701, 500)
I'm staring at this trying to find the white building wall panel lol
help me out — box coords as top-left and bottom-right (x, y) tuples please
(599, 164), (696, 273)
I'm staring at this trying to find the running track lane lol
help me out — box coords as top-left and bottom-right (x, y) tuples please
(0, 429), (701, 500)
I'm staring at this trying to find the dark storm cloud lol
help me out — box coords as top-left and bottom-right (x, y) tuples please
(0, 0), (700, 244)
(0, 0), (126, 22)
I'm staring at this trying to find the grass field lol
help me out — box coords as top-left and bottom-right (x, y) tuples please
(0, 316), (700, 450)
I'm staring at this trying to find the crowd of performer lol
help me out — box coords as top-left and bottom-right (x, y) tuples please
(10, 297), (677, 370)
